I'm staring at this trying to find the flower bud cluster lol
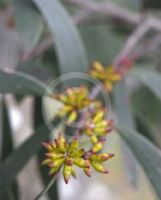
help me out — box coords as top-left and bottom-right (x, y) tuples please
(90, 61), (122, 92)
(42, 63), (121, 184)
(42, 134), (114, 184)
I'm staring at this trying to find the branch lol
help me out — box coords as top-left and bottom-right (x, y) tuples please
(65, 0), (161, 68)
(22, 36), (53, 61)
(65, 0), (141, 26)
(113, 20), (150, 66)
(23, 0), (161, 62)
(65, 0), (161, 31)
(132, 34), (161, 59)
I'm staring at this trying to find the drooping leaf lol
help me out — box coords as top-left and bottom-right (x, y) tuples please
(1, 99), (14, 161)
(118, 125), (161, 199)
(13, 0), (44, 51)
(135, 110), (156, 143)
(18, 57), (59, 83)
(35, 97), (59, 200)
(0, 99), (19, 199)
(33, 0), (88, 74)
(132, 86), (161, 147)
(0, 123), (49, 191)
(129, 68), (161, 102)
(0, 70), (49, 96)
(113, 81), (138, 187)
(113, 81), (135, 129)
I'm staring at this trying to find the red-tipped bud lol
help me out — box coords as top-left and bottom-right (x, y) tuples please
(84, 167), (91, 177)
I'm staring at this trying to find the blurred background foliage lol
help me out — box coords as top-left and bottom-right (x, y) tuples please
(0, 0), (161, 200)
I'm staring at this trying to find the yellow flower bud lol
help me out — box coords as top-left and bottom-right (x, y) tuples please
(71, 167), (77, 179)
(74, 158), (90, 168)
(63, 165), (72, 184)
(90, 153), (114, 162)
(49, 166), (61, 175)
(91, 161), (109, 173)
(94, 127), (106, 135)
(68, 139), (79, 152)
(92, 142), (103, 153)
(90, 135), (98, 144)
(54, 87), (96, 124)
(59, 94), (68, 103)
(42, 142), (54, 151)
(72, 149), (85, 157)
(90, 61), (122, 92)
(93, 111), (104, 124)
(67, 110), (77, 124)
(55, 139), (66, 153)
(45, 152), (64, 160)
(95, 121), (108, 128)
(93, 61), (104, 71)
(41, 159), (51, 165)
(50, 158), (65, 168)
(104, 81), (113, 92)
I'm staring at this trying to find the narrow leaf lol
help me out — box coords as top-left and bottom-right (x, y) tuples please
(35, 97), (59, 200)
(130, 68), (161, 101)
(0, 99), (19, 199)
(33, 0), (88, 74)
(113, 81), (138, 187)
(113, 81), (135, 129)
(0, 123), (49, 191)
(0, 70), (49, 96)
(118, 125), (161, 198)
(13, 0), (44, 51)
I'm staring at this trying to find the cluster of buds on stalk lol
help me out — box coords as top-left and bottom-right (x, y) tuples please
(42, 134), (114, 184)
(54, 86), (99, 124)
(90, 61), (122, 92)
(82, 109), (113, 144)
(42, 62), (122, 184)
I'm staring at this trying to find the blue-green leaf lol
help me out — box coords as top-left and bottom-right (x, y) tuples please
(0, 123), (49, 191)
(130, 68), (161, 101)
(113, 81), (138, 187)
(118, 125), (161, 199)
(13, 0), (44, 51)
(0, 70), (48, 96)
(33, 0), (88, 74)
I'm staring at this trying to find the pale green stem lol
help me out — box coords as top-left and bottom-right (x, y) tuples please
(33, 175), (57, 200)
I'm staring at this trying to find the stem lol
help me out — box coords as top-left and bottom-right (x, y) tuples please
(89, 84), (102, 99)
(33, 175), (57, 200)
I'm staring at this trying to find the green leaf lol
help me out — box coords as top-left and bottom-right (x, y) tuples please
(13, 0), (44, 51)
(113, 81), (135, 129)
(129, 68), (161, 101)
(33, 0), (88, 74)
(113, 81), (138, 187)
(35, 97), (59, 200)
(0, 70), (49, 96)
(0, 123), (49, 191)
(1, 99), (14, 161)
(118, 125), (161, 199)
(135, 110), (157, 144)
(0, 99), (19, 200)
